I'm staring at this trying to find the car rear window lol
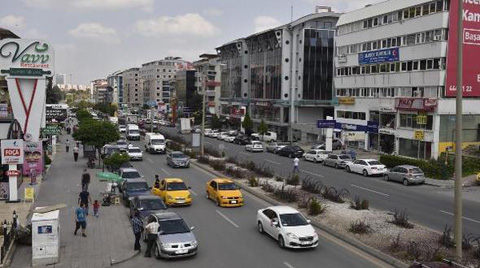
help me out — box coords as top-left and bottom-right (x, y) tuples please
(410, 168), (423, 173)
(367, 161), (382, 165)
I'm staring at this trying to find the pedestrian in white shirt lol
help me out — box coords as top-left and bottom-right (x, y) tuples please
(144, 218), (160, 257)
(293, 157), (300, 173)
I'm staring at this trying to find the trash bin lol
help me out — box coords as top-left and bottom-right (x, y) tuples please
(31, 209), (60, 267)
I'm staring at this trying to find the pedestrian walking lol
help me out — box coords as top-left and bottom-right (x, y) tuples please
(65, 139), (70, 153)
(81, 169), (91, 191)
(293, 157), (300, 173)
(78, 190), (92, 215)
(131, 210), (144, 251)
(154, 175), (160, 189)
(73, 145), (79, 162)
(144, 217), (160, 257)
(74, 202), (88, 237)
(92, 200), (100, 217)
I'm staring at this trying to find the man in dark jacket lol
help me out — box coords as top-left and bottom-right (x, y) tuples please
(81, 169), (91, 191)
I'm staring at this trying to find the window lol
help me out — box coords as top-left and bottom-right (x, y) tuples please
(427, 59), (434, 69)
(420, 60), (427, 70)
(422, 4), (430, 15)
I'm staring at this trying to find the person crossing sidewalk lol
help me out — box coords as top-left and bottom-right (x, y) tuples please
(74, 202), (88, 237)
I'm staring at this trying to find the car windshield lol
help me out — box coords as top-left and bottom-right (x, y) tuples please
(151, 139), (165, 145)
(410, 168), (423, 174)
(172, 153), (186, 159)
(368, 161), (382, 165)
(279, 213), (309, 227)
(139, 199), (166, 210)
(167, 182), (188, 191)
(159, 219), (190, 235)
(129, 148), (141, 153)
(123, 171), (141, 178)
(126, 182), (148, 191)
(339, 155), (351, 160)
(117, 141), (127, 145)
(218, 183), (238, 190)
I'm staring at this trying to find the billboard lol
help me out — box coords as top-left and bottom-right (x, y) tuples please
(445, 1), (480, 97)
(46, 104), (68, 122)
(22, 141), (44, 176)
(358, 47), (399, 65)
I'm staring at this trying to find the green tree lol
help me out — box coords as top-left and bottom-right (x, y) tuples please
(46, 83), (64, 104)
(76, 109), (92, 123)
(242, 112), (253, 136)
(94, 103), (117, 116)
(103, 153), (130, 172)
(73, 120), (120, 158)
(211, 114), (222, 129)
(258, 119), (268, 139)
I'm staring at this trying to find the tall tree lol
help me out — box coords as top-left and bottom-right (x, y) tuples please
(73, 120), (120, 157)
(242, 112), (253, 136)
(258, 119), (268, 139)
(211, 114), (222, 129)
(46, 84), (64, 104)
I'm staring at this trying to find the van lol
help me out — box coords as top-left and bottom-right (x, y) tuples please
(126, 124), (140, 141)
(145, 133), (166, 154)
(252, 131), (277, 142)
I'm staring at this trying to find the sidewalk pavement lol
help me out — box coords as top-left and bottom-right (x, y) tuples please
(9, 134), (137, 268)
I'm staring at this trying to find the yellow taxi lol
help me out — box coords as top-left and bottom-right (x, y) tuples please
(206, 178), (244, 207)
(151, 178), (192, 206)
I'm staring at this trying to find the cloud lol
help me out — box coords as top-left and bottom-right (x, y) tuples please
(254, 16), (281, 33)
(135, 13), (219, 37)
(0, 15), (26, 29)
(68, 23), (120, 43)
(203, 8), (224, 17)
(21, 0), (153, 11)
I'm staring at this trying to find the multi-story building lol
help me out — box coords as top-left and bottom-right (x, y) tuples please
(107, 70), (125, 105)
(193, 54), (222, 116)
(121, 68), (142, 109)
(334, 0), (480, 159)
(140, 57), (193, 107)
(90, 79), (110, 104)
(174, 69), (197, 116)
(217, 7), (340, 141)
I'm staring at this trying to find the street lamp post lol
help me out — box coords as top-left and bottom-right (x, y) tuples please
(201, 74), (206, 155)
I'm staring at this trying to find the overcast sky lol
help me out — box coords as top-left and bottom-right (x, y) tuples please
(1, 0), (382, 85)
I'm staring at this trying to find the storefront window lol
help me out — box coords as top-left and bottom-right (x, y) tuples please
(439, 115), (480, 142)
(399, 114), (433, 130)
(399, 138), (432, 159)
(380, 113), (396, 129)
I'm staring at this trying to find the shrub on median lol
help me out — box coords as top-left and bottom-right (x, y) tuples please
(210, 160), (226, 171)
(389, 209), (414, 229)
(308, 198), (325, 216)
(349, 219), (371, 234)
(273, 185), (297, 203)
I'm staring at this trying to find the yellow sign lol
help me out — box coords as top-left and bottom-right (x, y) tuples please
(25, 187), (34, 202)
(414, 130), (424, 140)
(338, 97), (355, 105)
(416, 115), (427, 125)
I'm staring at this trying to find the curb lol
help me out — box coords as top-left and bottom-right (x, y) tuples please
(110, 251), (140, 266)
(191, 160), (409, 268)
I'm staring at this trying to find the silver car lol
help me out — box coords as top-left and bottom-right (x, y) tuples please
(148, 212), (198, 259)
(322, 154), (353, 169)
(266, 142), (288, 154)
(384, 165), (426, 186)
(166, 151), (190, 168)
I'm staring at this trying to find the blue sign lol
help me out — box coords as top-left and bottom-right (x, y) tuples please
(335, 123), (368, 132)
(367, 121), (379, 133)
(358, 47), (399, 65)
(317, 120), (336, 128)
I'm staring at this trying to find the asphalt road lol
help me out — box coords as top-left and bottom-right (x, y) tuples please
(119, 138), (393, 268)
(159, 127), (480, 238)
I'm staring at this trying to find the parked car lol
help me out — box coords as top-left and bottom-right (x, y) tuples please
(129, 195), (167, 219)
(118, 168), (143, 181)
(227, 130), (238, 136)
(245, 141), (264, 152)
(384, 165), (426, 186)
(127, 146), (143, 161)
(151, 178), (192, 206)
(311, 139), (343, 150)
(102, 144), (122, 158)
(256, 206), (318, 249)
(210, 130), (220, 138)
(203, 128), (213, 136)
(118, 125), (127, 133)
(217, 132), (229, 141)
(148, 212), (198, 259)
(278, 146), (304, 158)
(224, 134), (236, 143)
(233, 135), (250, 145)
(266, 141), (288, 154)
(120, 178), (150, 206)
(322, 154), (353, 169)
(166, 151), (190, 168)
(303, 149), (328, 163)
(206, 178), (244, 207)
(345, 159), (386, 176)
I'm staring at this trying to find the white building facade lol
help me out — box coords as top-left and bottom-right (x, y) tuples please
(193, 54), (222, 116)
(334, 0), (480, 159)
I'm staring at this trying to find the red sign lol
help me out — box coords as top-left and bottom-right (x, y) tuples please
(395, 98), (437, 111)
(445, 0), (480, 97)
(5, 170), (21, 177)
(4, 148), (21, 156)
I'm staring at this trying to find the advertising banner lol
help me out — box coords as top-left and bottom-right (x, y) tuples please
(22, 141), (43, 176)
(358, 47), (399, 65)
(395, 98), (437, 111)
(317, 119), (336, 128)
(335, 123), (368, 132)
(445, 0), (480, 97)
(46, 104), (68, 122)
(1, 139), (24, 165)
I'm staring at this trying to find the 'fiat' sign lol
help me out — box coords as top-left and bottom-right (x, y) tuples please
(1, 139), (24, 165)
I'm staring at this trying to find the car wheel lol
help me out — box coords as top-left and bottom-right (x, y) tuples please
(257, 222), (264, 234)
(313, 158), (317, 163)
(384, 175), (389, 181)
(278, 236), (285, 248)
(346, 166), (351, 173)
(154, 243), (161, 259)
(335, 163), (339, 169)
(403, 179), (409, 186)
(363, 170), (368, 177)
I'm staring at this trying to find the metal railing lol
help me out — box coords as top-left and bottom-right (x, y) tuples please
(1, 212), (18, 264)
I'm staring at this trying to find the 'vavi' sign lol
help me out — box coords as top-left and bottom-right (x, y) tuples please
(359, 47), (399, 65)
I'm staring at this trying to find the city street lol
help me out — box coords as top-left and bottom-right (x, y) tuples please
(159, 127), (480, 238)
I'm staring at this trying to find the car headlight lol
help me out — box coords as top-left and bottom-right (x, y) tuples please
(313, 233), (318, 239)
(191, 241), (198, 247)
(220, 196), (227, 199)
(161, 243), (172, 248)
(167, 195), (173, 199)
(286, 233), (298, 239)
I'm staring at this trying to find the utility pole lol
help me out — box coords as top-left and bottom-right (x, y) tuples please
(454, 0), (463, 260)
(201, 73), (206, 155)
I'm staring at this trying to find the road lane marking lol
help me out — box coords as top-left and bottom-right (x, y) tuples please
(147, 158), (154, 163)
(350, 184), (389, 197)
(302, 170), (324, 178)
(216, 210), (239, 228)
(283, 262), (295, 268)
(265, 159), (280, 165)
(161, 168), (171, 176)
(189, 190), (198, 196)
(439, 210), (480, 224)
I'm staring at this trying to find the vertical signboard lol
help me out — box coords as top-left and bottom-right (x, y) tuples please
(22, 141), (44, 176)
(445, 1), (480, 97)
(1, 139), (24, 164)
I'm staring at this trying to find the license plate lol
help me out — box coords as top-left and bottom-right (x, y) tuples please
(176, 200), (185, 203)
(175, 249), (188, 254)
(230, 200), (237, 204)
(301, 242), (311, 245)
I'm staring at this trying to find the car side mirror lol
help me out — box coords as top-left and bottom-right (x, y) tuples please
(190, 226), (195, 231)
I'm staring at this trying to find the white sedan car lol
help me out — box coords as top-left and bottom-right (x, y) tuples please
(303, 149), (328, 163)
(245, 141), (264, 152)
(345, 159), (386, 176)
(218, 132), (229, 140)
(127, 146), (143, 161)
(256, 206), (318, 249)
(224, 135), (236, 143)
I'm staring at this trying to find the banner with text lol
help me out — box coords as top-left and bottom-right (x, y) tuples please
(358, 47), (399, 65)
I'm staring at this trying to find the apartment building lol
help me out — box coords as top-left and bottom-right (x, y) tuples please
(193, 54), (222, 116)
(107, 70), (125, 105)
(122, 68), (142, 109)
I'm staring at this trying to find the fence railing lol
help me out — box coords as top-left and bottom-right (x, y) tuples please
(1, 212), (18, 265)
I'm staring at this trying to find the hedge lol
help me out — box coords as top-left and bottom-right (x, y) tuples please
(379, 155), (480, 180)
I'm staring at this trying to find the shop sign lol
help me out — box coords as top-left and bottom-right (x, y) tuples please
(5, 170), (21, 177)
(367, 121), (379, 133)
(445, 0), (480, 97)
(0, 103), (9, 119)
(317, 119), (336, 128)
(0, 40), (54, 78)
(359, 47), (399, 65)
(379, 129), (395, 135)
(1, 139), (24, 165)
(338, 97), (355, 105)
(24, 188), (34, 201)
(46, 104), (68, 122)
(414, 130), (424, 140)
(395, 98), (437, 111)
(42, 125), (61, 135)
(416, 115), (427, 125)
(335, 123), (368, 132)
